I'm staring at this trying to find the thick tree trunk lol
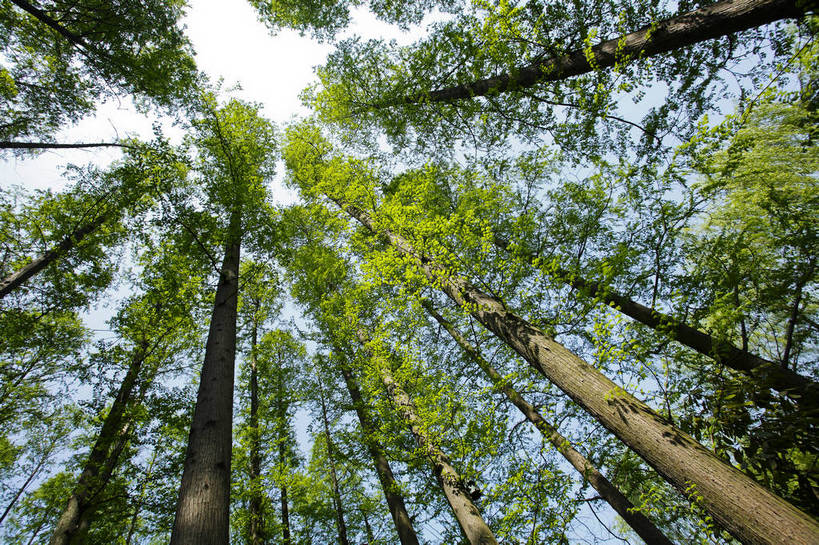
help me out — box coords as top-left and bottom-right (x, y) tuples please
(169, 229), (240, 545)
(49, 342), (148, 545)
(0, 212), (109, 299)
(248, 311), (264, 545)
(318, 381), (351, 545)
(422, 300), (674, 545)
(392, 0), (801, 106)
(494, 236), (819, 404)
(337, 363), (421, 545)
(337, 198), (819, 545)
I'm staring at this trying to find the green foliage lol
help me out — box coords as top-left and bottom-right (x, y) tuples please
(0, 0), (199, 143)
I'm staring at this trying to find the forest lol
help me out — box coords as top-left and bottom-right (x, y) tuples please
(0, 0), (817, 544)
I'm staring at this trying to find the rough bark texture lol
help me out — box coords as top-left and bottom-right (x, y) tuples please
(422, 300), (674, 545)
(337, 199), (819, 545)
(494, 236), (819, 404)
(169, 235), (240, 545)
(397, 0), (801, 105)
(338, 364), (421, 545)
(49, 343), (147, 545)
(0, 211), (109, 299)
(318, 382), (351, 545)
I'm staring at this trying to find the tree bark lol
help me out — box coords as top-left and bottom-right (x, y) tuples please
(336, 198), (819, 545)
(0, 211), (109, 299)
(422, 300), (675, 545)
(337, 362), (421, 545)
(391, 0), (802, 106)
(169, 226), (240, 545)
(49, 341), (148, 545)
(494, 236), (819, 404)
(317, 380), (351, 545)
(354, 328), (498, 545)
(248, 308), (264, 545)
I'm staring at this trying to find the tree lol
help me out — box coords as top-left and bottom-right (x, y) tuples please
(170, 97), (276, 545)
(281, 125), (819, 545)
(1, 0), (198, 144)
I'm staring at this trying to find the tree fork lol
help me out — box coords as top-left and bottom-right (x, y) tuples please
(421, 300), (675, 545)
(493, 236), (819, 405)
(392, 0), (803, 106)
(334, 197), (819, 545)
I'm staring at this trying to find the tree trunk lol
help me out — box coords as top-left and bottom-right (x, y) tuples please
(0, 141), (128, 151)
(494, 236), (819, 404)
(49, 341), (148, 545)
(337, 362), (421, 545)
(389, 0), (801, 106)
(317, 379), (351, 545)
(124, 448), (158, 545)
(0, 211), (109, 299)
(422, 300), (674, 545)
(8, 0), (93, 52)
(169, 226), (240, 545)
(354, 328), (497, 545)
(248, 308), (264, 545)
(0, 441), (53, 525)
(281, 484), (292, 545)
(337, 198), (819, 545)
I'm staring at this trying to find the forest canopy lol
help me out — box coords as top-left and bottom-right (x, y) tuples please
(0, 1), (817, 545)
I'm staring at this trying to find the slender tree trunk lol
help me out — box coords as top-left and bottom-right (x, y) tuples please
(336, 198), (819, 545)
(0, 141), (128, 150)
(9, 0), (92, 51)
(388, 0), (801, 106)
(50, 342), (148, 545)
(124, 448), (158, 545)
(494, 236), (819, 404)
(0, 442), (53, 525)
(370, 352), (498, 545)
(422, 300), (674, 545)
(0, 212), (109, 299)
(170, 222), (240, 545)
(361, 507), (375, 544)
(248, 307), (264, 545)
(317, 379), (350, 545)
(281, 484), (291, 545)
(337, 362), (421, 545)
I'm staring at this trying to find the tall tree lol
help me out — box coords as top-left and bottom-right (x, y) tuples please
(170, 97), (276, 545)
(282, 127), (819, 545)
(421, 299), (674, 545)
